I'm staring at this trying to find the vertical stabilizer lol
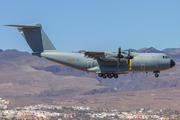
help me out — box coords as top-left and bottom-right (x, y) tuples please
(5, 23), (56, 53)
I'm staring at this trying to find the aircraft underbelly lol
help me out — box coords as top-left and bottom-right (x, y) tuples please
(88, 65), (128, 74)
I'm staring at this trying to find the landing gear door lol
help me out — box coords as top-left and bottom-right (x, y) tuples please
(87, 61), (92, 69)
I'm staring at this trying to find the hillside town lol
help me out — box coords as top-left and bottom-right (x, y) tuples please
(0, 98), (180, 119)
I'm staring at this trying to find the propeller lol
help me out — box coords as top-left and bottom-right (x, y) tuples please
(117, 47), (124, 67)
(125, 48), (133, 67)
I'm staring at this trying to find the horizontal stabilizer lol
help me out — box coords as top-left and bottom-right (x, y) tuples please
(4, 23), (41, 29)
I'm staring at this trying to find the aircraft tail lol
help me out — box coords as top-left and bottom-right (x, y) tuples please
(5, 23), (56, 53)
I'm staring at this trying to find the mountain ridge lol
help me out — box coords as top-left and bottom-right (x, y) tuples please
(0, 47), (179, 110)
(0, 47), (179, 97)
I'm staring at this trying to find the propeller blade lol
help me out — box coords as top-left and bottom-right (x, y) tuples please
(118, 47), (121, 57)
(128, 48), (130, 57)
(117, 59), (120, 67)
(125, 48), (133, 67)
(127, 59), (130, 67)
(117, 47), (122, 67)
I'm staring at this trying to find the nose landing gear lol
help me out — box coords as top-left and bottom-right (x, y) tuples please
(155, 73), (159, 78)
(153, 71), (160, 78)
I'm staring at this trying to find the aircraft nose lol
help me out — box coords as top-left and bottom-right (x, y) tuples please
(170, 59), (175, 68)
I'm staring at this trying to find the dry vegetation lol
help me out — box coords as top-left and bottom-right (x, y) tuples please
(6, 87), (180, 110)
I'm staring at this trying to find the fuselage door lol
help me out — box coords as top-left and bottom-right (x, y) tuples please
(87, 61), (92, 69)
(141, 64), (145, 70)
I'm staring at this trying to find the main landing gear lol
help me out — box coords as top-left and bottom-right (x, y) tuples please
(98, 73), (118, 79)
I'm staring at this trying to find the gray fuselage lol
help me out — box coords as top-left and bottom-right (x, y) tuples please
(39, 51), (174, 75)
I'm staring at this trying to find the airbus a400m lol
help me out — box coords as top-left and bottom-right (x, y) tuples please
(5, 23), (175, 79)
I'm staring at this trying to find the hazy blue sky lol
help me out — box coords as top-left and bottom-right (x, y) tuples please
(1, 1), (180, 52)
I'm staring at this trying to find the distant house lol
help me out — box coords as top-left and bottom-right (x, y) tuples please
(24, 115), (34, 119)
(68, 113), (75, 118)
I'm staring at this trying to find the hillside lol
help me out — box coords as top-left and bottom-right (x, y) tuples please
(137, 47), (164, 53)
(0, 50), (114, 98)
(31, 47), (180, 92)
(0, 47), (179, 97)
(0, 48), (180, 110)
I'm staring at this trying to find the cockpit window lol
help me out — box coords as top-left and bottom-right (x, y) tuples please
(163, 56), (169, 59)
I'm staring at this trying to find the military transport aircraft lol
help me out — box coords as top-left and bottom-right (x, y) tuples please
(5, 23), (175, 79)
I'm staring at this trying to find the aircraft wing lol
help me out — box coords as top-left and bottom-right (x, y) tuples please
(80, 50), (105, 59)
(80, 50), (126, 61)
